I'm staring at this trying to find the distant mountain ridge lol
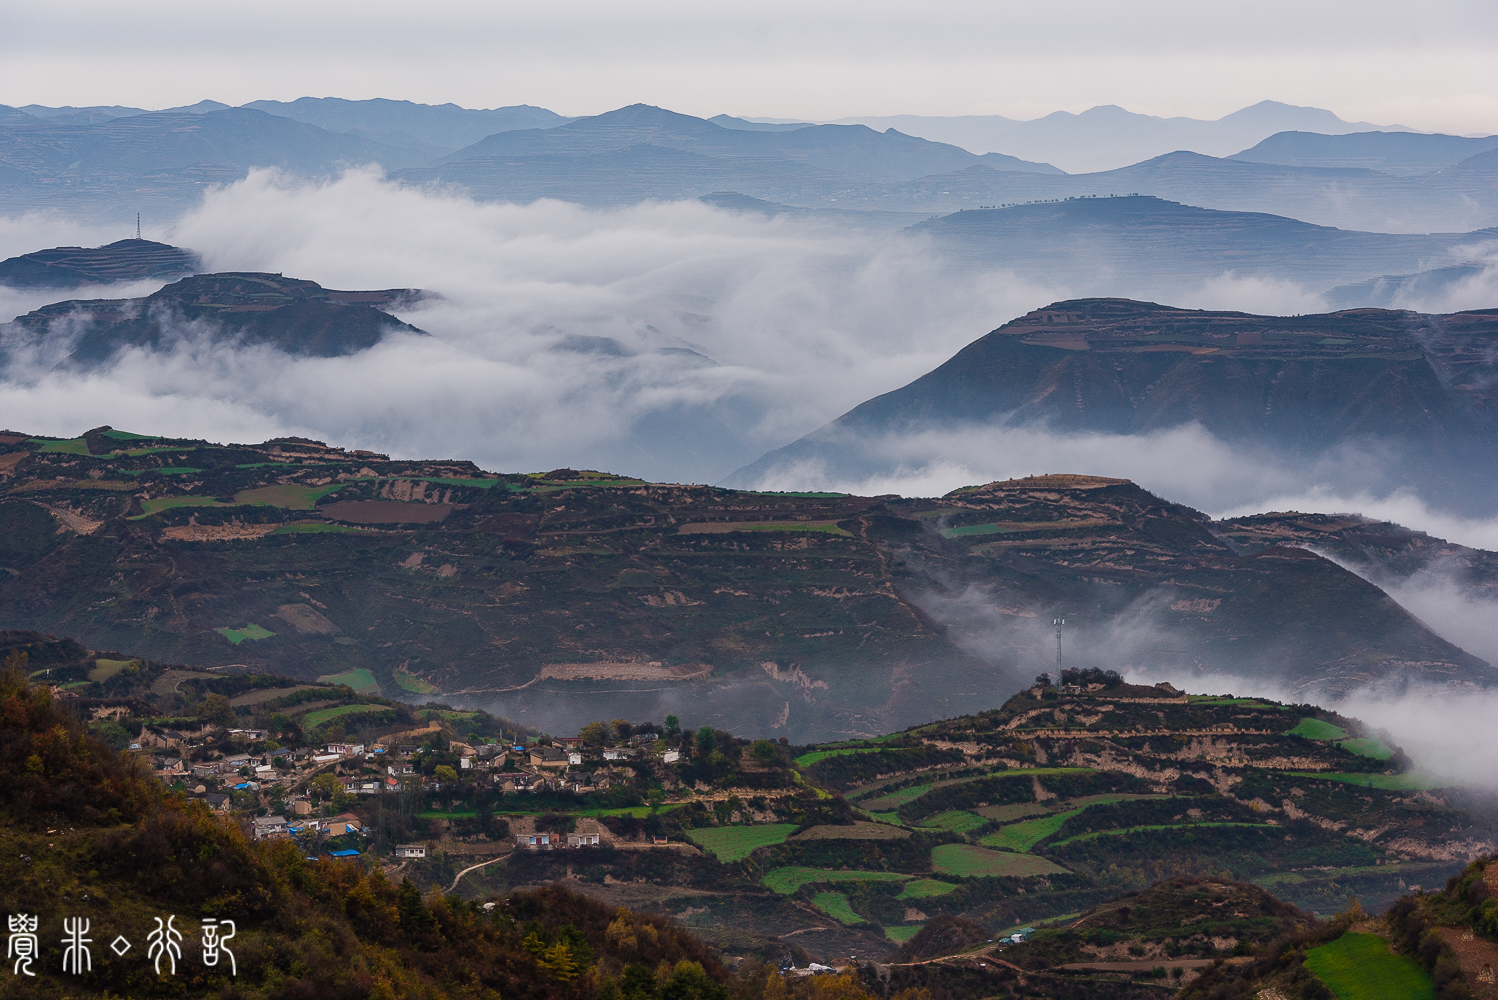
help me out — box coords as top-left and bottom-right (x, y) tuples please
(1, 99), (1494, 230)
(825, 100), (1420, 172)
(903, 195), (1498, 296)
(732, 298), (1498, 515)
(1233, 130), (1498, 176)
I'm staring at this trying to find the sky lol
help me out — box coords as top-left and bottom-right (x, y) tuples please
(3, 0), (1496, 134)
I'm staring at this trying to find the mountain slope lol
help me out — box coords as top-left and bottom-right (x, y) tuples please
(0, 238), (200, 288)
(1, 272), (425, 366)
(733, 298), (1498, 515)
(903, 195), (1492, 294)
(0, 431), (1486, 740)
(1234, 129), (1498, 175)
(242, 97), (571, 153)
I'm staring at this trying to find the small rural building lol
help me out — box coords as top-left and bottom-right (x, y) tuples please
(252, 815), (289, 841)
(326, 814), (363, 835)
(203, 793), (231, 813)
(662, 749), (680, 763)
(329, 849), (361, 859)
(516, 833), (555, 850)
(395, 844), (427, 859)
(567, 751), (583, 765)
(529, 746), (570, 769)
(567, 833), (601, 848)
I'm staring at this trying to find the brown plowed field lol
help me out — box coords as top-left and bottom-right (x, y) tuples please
(320, 500), (455, 523)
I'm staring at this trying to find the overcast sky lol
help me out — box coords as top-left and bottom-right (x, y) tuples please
(4, 0), (1495, 133)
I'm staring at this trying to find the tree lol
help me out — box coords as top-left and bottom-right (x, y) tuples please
(750, 739), (777, 762)
(1034, 673), (1052, 687)
(536, 941), (578, 982)
(310, 773), (340, 803)
(198, 693), (236, 729)
(696, 726), (715, 756)
(434, 765), (459, 784)
(612, 719), (634, 739)
(579, 721), (611, 746)
(659, 961), (726, 1000)
(664, 715), (680, 735)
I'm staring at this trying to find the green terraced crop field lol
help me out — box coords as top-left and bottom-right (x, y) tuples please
(88, 658), (136, 682)
(216, 623), (275, 644)
(235, 483), (354, 509)
(135, 496), (231, 517)
(1341, 737), (1395, 760)
(979, 809), (1082, 852)
(316, 668), (379, 692)
(1049, 822), (1270, 848)
(883, 926), (923, 942)
(896, 879), (958, 899)
(685, 824), (800, 861)
(931, 844), (1069, 877)
(301, 703), (389, 728)
(273, 523), (365, 535)
(1289, 772), (1444, 790)
(811, 892), (864, 925)
(1304, 932), (1434, 1000)
(396, 671), (441, 694)
(30, 437), (90, 454)
(1291, 718), (1349, 740)
(918, 810), (988, 834)
(761, 867), (912, 895)
(794, 747), (884, 767)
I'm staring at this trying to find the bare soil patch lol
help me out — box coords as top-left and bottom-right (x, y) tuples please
(162, 523), (277, 541)
(274, 603), (341, 635)
(1441, 927), (1498, 998)
(321, 500), (455, 524)
(537, 662), (711, 682)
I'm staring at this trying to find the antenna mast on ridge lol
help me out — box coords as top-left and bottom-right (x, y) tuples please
(136, 213), (141, 240)
(1053, 617), (1065, 676)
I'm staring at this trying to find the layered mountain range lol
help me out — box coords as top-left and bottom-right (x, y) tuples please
(2, 99), (1495, 231)
(735, 298), (1498, 515)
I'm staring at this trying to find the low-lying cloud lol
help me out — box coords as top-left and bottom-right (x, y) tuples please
(0, 168), (1494, 549)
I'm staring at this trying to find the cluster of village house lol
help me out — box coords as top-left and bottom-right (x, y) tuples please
(132, 724), (671, 856)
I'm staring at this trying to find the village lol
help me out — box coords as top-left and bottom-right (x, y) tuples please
(125, 711), (785, 866)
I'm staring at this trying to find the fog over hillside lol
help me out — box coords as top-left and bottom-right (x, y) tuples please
(3, 169), (1498, 552)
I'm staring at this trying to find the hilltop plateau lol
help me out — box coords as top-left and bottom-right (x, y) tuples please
(0, 238), (200, 288)
(0, 272), (425, 367)
(735, 297), (1498, 516)
(0, 428), (1487, 741)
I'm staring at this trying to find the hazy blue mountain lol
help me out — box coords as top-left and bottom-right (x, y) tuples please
(709, 114), (814, 131)
(242, 97), (571, 153)
(396, 103), (1063, 205)
(433, 104), (1057, 180)
(905, 195), (1494, 292)
(0, 107), (434, 218)
(0, 238), (200, 288)
(1234, 130), (1498, 175)
(829, 100), (1414, 172)
(859, 151), (1498, 233)
(731, 298), (1498, 515)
